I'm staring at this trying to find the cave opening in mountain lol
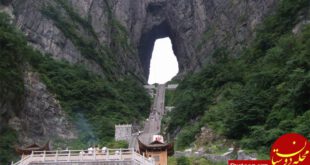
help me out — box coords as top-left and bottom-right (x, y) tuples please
(148, 38), (179, 84)
(138, 21), (179, 84)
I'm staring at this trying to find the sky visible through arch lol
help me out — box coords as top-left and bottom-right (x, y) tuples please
(148, 37), (179, 84)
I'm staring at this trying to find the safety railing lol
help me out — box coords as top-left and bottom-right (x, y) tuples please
(12, 148), (155, 165)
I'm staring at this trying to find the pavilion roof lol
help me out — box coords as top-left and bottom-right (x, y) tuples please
(15, 141), (50, 155)
(138, 139), (174, 156)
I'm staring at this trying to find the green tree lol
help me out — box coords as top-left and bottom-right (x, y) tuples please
(176, 156), (190, 165)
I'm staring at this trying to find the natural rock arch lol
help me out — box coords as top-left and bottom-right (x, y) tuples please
(138, 20), (178, 78)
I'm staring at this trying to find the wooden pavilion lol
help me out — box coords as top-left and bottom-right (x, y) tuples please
(138, 137), (173, 165)
(15, 141), (50, 155)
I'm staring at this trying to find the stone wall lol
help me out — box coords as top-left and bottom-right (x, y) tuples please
(115, 124), (132, 142)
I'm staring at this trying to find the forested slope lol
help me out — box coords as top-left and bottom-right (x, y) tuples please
(165, 0), (310, 152)
(0, 12), (150, 163)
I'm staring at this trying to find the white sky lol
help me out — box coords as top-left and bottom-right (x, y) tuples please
(148, 37), (179, 84)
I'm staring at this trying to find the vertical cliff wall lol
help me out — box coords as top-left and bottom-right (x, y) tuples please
(9, 72), (76, 144)
(103, 0), (276, 77)
(12, 0), (277, 78)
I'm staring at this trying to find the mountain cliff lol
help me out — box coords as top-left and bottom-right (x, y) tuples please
(163, 0), (310, 160)
(12, 0), (276, 77)
(0, 0), (281, 163)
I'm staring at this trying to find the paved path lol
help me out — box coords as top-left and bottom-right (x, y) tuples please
(130, 84), (166, 149)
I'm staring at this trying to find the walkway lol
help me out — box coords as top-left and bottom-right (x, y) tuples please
(12, 149), (154, 165)
(130, 84), (166, 148)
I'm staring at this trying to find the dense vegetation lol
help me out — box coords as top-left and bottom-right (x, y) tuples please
(28, 52), (150, 144)
(0, 13), (25, 117)
(0, 11), (150, 164)
(0, 13), (25, 163)
(0, 127), (18, 164)
(166, 0), (310, 151)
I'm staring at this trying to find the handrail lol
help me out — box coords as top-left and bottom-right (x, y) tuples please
(11, 155), (30, 165)
(12, 148), (154, 165)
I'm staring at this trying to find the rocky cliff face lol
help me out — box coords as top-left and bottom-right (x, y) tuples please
(106, 0), (277, 77)
(12, 0), (277, 78)
(3, 0), (277, 146)
(9, 72), (76, 145)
